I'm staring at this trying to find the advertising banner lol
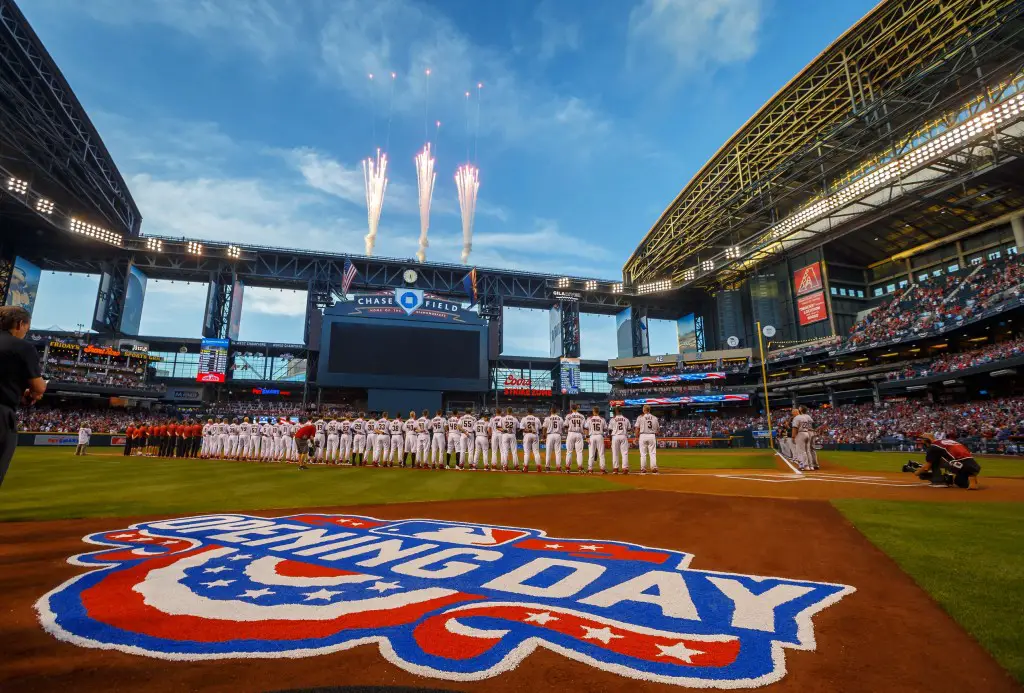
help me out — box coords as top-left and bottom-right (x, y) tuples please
(121, 264), (148, 336)
(797, 291), (828, 326)
(793, 262), (823, 296)
(228, 278), (244, 341)
(33, 434), (78, 446)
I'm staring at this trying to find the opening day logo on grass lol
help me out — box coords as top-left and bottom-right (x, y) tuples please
(37, 514), (854, 688)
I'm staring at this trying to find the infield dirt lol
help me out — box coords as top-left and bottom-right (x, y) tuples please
(1, 489), (1019, 692)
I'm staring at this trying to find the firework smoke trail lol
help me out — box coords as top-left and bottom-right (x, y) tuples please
(362, 149), (388, 256)
(455, 164), (479, 264)
(414, 142), (436, 263)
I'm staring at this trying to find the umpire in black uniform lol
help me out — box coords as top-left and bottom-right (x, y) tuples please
(0, 306), (47, 487)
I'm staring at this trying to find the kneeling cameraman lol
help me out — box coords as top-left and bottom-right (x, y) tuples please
(911, 432), (981, 490)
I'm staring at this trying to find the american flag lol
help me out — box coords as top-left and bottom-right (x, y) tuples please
(341, 259), (358, 295)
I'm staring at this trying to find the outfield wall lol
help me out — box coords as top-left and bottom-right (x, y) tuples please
(17, 433), (125, 447)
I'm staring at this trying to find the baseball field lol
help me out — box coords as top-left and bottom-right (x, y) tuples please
(1, 446), (1022, 692)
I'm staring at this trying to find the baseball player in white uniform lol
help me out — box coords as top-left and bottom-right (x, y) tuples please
(416, 411), (431, 467)
(609, 407), (631, 473)
(520, 408), (542, 472)
(543, 407), (563, 471)
(564, 405), (586, 473)
(446, 412), (461, 468)
(365, 413), (378, 465)
(489, 413), (502, 470)
(226, 419), (240, 459)
(260, 420), (274, 461)
(313, 417), (327, 461)
(430, 411), (446, 468)
(75, 424), (92, 456)
(635, 405), (659, 474)
(270, 419), (283, 460)
(216, 418), (229, 459)
(281, 418), (296, 461)
(373, 414), (390, 466)
(388, 415), (405, 467)
(325, 418), (341, 463)
(352, 413), (366, 466)
(458, 411), (476, 468)
(500, 407), (519, 470)
(339, 417), (354, 464)
(403, 412), (418, 466)
(200, 420), (213, 458)
(473, 415), (490, 469)
(586, 406), (607, 473)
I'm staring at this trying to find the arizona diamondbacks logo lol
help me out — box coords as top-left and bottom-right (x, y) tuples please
(37, 514), (854, 687)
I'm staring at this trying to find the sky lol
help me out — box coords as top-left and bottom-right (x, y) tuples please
(20, 0), (877, 359)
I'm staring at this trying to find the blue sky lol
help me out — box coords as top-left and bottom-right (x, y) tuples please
(21, 0), (876, 358)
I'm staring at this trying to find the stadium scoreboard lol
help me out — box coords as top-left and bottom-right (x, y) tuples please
(197, 338), (229, 383)
(559, 357), (581, 395)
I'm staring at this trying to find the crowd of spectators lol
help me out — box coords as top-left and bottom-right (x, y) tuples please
(887, 337), (1024, 381)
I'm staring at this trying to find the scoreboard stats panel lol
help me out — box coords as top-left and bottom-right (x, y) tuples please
(197, 338), (230, 383)
(559, 357), (581, 395)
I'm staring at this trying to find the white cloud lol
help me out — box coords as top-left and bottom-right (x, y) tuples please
(534, 1), (583, 62)
(628, 0), (762, 74)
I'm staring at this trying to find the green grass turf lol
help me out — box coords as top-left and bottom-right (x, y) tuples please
(835, 500), (1024, 685)
(0, 448), (621, 522)
(819, 450), (1024, 478)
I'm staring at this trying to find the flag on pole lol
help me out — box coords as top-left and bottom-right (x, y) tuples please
(463, 268), (478, 306)
(341, 259), (358, 296)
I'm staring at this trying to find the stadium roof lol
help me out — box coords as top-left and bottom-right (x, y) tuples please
(0, 0), (140, 236)
(623, 0), (1024, 290)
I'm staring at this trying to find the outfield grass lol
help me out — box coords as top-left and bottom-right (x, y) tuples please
(835, 500), (1024, 685)
(0, 448), (622, 522)
(820, 450), (1024, 478)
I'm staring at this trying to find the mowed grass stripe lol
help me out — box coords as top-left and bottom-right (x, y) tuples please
(835, 500), (1024, 686)
(0, 449), (619, 522)
(819, 451), (1024, 478)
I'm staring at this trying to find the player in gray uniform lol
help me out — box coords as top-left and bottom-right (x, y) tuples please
(542, 407), (563, 472)
(790, 406), (816, 470)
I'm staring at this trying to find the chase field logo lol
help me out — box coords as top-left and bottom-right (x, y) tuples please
(394, 288), (424, 316)
(36, 514), (854, 688)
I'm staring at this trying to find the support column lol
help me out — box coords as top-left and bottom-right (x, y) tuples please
(1011, 214), (1024, 252)
(828, 386), (836, 408)
(202, 269), (242, 340)
(872, 383), (880, 406)
(0, 245), (14, 307)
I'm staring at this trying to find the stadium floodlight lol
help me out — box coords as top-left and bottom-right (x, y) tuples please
(611, 283), (623, 293)
(145, 238), (163, 252)
(557, 277), (570, 288)
(6, 177), (27, 194)
(584, 280), (597, 291)
(35, 198), (54, 215)
(636, 279), (672, 295)
(187, 241), (203, 256)
(69, 218), (122, 246)
(683, 269), (696, 282)
(725, 246), (740, 260)
(227, 245), (241, 259)
(701, 259), (715, 272)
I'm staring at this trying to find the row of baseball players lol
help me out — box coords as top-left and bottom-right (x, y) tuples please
(198, 404), (661, 474)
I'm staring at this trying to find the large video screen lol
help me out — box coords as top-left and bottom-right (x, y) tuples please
(197, 338), (230, 383)
(327, 322), (482, 379)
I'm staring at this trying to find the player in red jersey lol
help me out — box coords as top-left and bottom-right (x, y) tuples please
(915, 433), (982, 490)
(294, 418), (317, 471)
